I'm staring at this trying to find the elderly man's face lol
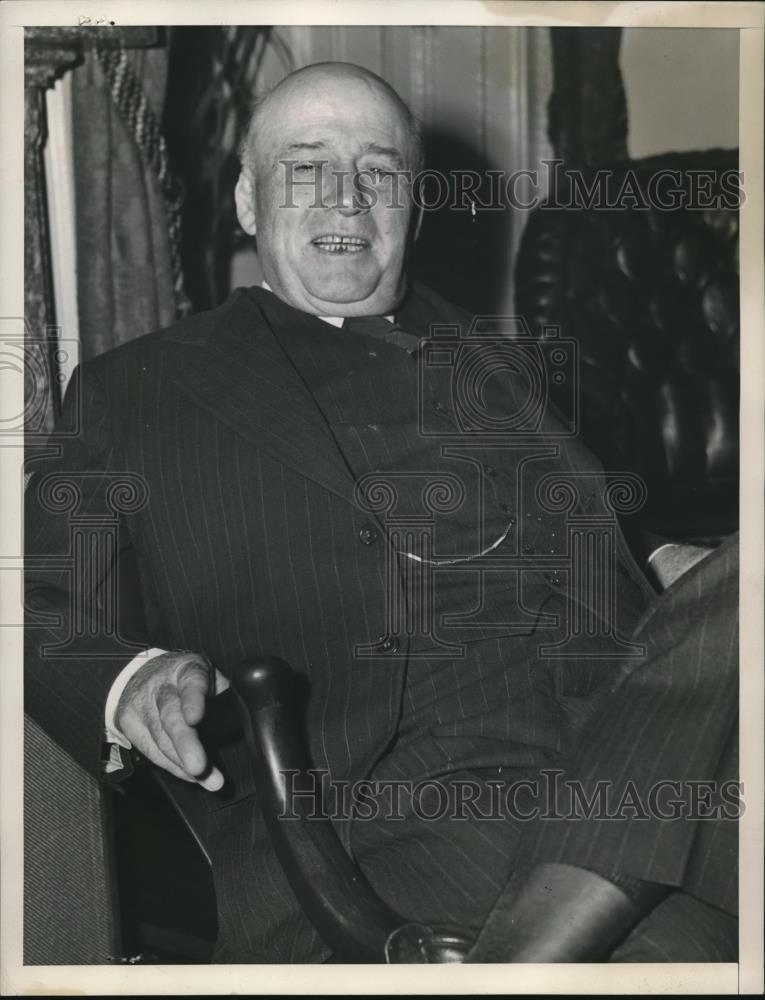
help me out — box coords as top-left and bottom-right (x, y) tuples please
(236, 69), (419, 317)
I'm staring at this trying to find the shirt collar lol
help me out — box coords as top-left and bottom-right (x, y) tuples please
(261, 281), (393, 328)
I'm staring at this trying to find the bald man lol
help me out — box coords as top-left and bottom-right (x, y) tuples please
(25, 62), (737, 963)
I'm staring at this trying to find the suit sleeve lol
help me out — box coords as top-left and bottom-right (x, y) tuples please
(25, 362), (151, 779)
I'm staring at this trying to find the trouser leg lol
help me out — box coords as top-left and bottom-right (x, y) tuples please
(204, 795), (330, 964)
(349, 769), (534, 937)
(610, 892), (738, 962)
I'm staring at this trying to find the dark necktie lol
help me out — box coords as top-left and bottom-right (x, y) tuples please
(342, 315), (422, 355)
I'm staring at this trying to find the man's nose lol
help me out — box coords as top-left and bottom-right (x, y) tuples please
(326, 165), (371, 215)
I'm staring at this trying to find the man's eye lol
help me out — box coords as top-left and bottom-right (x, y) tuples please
(363, 167), (395, 182)
(294, 161), (318, 174)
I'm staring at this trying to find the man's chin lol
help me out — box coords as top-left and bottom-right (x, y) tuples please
(300, 276), (400, 316)
(304, 276), (377, 304)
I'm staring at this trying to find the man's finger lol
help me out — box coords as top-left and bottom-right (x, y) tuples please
(118, 710), (205, 784)
(157, 684), (225, 791)
(176, 657), (212, 726)
(150, 720), (186, 771)
(158, 687), (209, 777)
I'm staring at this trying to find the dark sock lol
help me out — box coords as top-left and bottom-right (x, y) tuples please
(466, 863), (669, 963)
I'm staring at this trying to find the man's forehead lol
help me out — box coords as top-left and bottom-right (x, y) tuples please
(275, 69), (403, 111)
(265, 113), (410, 158)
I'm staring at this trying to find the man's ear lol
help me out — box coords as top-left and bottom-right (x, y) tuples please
(235, 169), (257, 236)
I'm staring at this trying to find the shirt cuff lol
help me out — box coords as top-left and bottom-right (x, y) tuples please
(104, 647), (167, 750)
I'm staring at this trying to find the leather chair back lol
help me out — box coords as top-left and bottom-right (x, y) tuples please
(515, 149), (739, 543)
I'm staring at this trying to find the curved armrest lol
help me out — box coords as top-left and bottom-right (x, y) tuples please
(231, 657), (471, 963)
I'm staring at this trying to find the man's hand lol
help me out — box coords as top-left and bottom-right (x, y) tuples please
(116, 651), (230, 789)
(649, 543), (713, 590)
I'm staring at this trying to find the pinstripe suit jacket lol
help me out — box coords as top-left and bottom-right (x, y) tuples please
(25, 282), (653, 783)
(25, 283), (662, 957)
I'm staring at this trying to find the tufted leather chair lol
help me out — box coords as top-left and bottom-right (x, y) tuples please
(514, 149), (740, 545)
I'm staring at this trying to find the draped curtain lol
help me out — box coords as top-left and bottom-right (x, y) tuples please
(71, 43), (178, 361)
(23, 27), (179, 436)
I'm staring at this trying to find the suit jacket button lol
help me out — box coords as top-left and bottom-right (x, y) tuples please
(379, 635), (399, 653)
(359, 522), (379, 545)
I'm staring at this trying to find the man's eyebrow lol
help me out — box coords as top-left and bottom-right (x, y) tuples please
(279, 140), (406, 165)
(362, 143), (406, 166)
(283, 141), (328, 154)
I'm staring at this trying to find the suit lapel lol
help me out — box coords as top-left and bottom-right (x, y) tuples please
(169, 287), (358, 505)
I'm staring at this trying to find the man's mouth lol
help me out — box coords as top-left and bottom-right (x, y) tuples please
(311, 235), (369, 254)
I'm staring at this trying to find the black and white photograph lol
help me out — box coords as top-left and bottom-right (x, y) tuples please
(2, 2), (763, 994)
